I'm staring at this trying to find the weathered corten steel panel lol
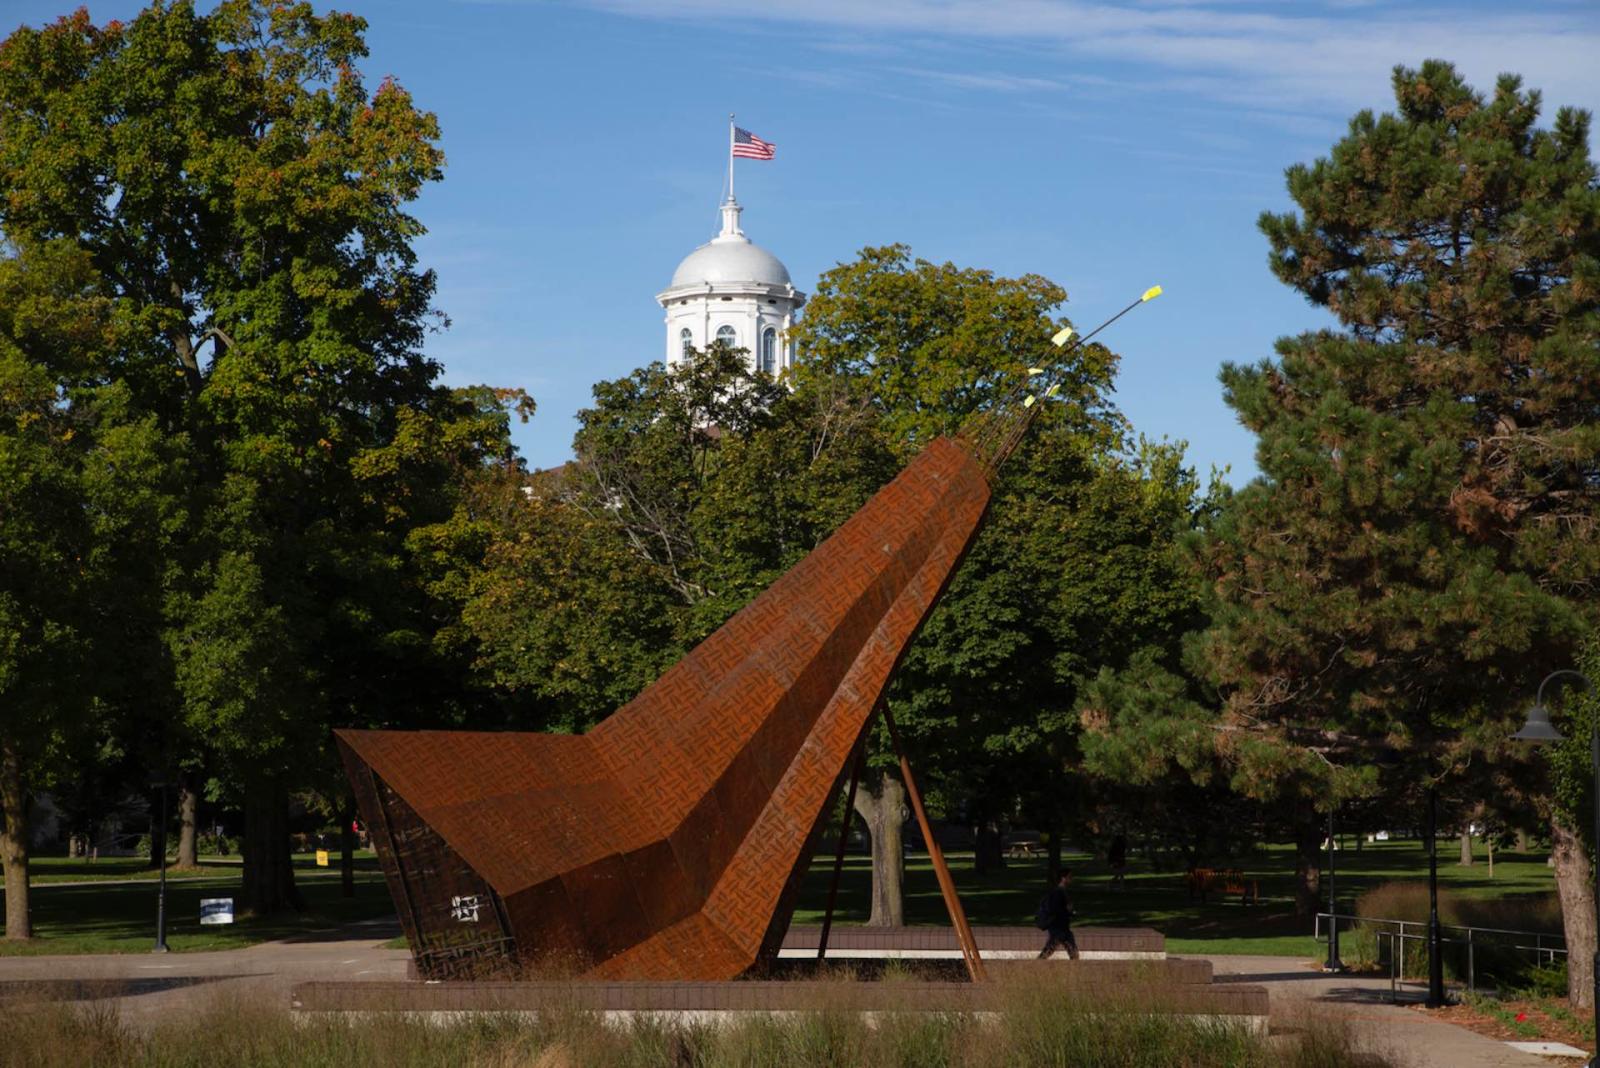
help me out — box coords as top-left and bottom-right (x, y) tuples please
(337, 435), (992, 980)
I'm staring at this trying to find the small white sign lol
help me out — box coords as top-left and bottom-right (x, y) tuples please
(450, 894), (482, 923)
(199, 897), (235, 925)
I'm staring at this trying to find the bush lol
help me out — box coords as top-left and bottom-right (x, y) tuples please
(1352, 881), (1565, 989)
(197, 831), (235, 857)
(1517, 961), (1569, 1000)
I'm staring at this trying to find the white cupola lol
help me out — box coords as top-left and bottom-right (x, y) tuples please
(657, 196), (805, 375)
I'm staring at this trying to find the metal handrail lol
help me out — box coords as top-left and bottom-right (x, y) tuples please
(1315, 911), (1566, 1001)
(1316, 911), (1566, 944)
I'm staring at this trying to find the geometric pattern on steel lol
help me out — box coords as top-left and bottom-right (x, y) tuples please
(337, 435), (993, 980)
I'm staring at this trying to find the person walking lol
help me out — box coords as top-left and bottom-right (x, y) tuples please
(1108, 834), (1128, 890)
(1036, 869), (1080, 960)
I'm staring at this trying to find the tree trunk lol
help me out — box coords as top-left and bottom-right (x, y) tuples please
(1046, 820), (1063, 884)
(852, 770), (905, 927)
(1517, 830), (1531, 854)
(340, 801), (356, 899)
(241, 775), (301, 916)
(973, 819), (1004, 874)
(1294, 812), (1321, 918)
(176, 775), (199, 869)
(1551, 816), (1594, 1010)
(1458, 827), (1473, 866)
(1, 741), (32, 940)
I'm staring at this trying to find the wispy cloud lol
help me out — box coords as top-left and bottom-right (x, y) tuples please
(887, 67), (1067, 93)
(885, 66), (1120, 93)
(807, 39), (905, 58)
(756, 67), (863, 92)
(552, 0), (1600, 118)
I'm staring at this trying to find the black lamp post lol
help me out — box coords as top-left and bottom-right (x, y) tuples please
(1324, 806), (1345, 972)
(1425, 785), (1444, 1007)
(152, 780), (169, 954)
(1512, 669), (1593, 1065)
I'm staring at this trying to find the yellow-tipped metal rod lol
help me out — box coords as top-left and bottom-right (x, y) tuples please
(1055, 284), (1161, 358)
(989, 284), (1163, 420)
(980, 284), (1164, 467)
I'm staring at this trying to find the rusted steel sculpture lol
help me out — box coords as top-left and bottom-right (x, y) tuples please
(337, 290), (1160, 982)
(338, 437), (989, 981)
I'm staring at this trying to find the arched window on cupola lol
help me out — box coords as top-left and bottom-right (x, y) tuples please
(679, 327), (693, 356)
(760, 328), (777, 375)
(715, 325), (737, 349)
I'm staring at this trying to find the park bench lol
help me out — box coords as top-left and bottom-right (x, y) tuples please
(1186, 867), (1260, 905)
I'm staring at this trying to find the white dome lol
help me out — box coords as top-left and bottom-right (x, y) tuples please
(665, 198), (792, 290)
(670, 238), (792, 288)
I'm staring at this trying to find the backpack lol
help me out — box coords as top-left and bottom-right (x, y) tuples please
(1034, 892), (1053, 930)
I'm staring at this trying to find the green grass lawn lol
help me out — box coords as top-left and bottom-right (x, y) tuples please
(2, 838), (1557, 959)
(0, 855), (394, 956)
(28, 851), (383, 884)
(790, 838), (1560, 958)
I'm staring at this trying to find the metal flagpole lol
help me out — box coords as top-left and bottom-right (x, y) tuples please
(728, 114), (735, 202)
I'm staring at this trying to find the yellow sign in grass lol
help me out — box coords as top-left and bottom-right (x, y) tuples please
(315, 850), (329, 867)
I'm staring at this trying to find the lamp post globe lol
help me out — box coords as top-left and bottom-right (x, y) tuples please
(1512, 701), (1565, 743)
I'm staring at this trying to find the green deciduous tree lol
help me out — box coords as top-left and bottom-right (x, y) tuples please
(0, 251), (104, 940)
(462, 346), (787, 731)
(780, 247), (1200, 917)
(475, 246), (1200, 926)
(0, 1), (510, 915)
(906, 434), (1207, 882)
(0, 238), (172, 938)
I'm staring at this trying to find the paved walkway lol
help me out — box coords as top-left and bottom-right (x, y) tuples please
(0, 917), (409, 1024)
(1198, 954), (1573, 1067)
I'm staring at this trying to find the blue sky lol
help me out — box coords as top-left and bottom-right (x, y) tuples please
(10, 1), (1600, 481)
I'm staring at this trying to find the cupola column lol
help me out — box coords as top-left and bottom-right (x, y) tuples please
(718, 198), (744, 239)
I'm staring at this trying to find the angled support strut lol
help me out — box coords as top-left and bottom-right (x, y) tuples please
(882, 702), (987, 982)
(817, 736), (866, 960)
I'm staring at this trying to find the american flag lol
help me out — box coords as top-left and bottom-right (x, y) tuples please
(732, 127), (775, 160)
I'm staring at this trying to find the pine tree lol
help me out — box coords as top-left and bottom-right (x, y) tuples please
(1177, 61), (1600, 993)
